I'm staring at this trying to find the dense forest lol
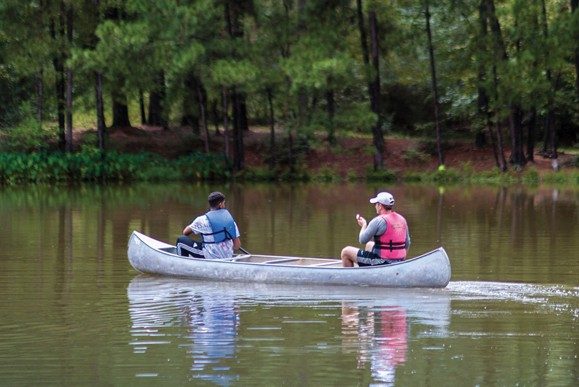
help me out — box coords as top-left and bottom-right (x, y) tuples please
(0, 0), (577, 174)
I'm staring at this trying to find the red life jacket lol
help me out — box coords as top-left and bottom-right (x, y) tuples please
(374, 212), (408, 260)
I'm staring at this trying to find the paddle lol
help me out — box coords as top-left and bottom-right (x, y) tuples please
(238, 246), (250, 255)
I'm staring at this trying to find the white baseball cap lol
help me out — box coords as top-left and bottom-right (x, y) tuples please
(369, 192), (395, 206)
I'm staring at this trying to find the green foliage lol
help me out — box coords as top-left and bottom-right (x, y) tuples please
(0, 114), (56, 152)
(241, 167), (279, 182)
(541, 170), (579, 185)
(521, 168), (540, 186)
(346, 170), (361, 181)
(365, 168), (397, 182)
(402, 147), (430, 163)
(335, 102), (376, 133)
(210, 60), (259, 88)
(0, 151), (228, 185)
(312, 167), (340, 183)
(0, 0), (577, 181)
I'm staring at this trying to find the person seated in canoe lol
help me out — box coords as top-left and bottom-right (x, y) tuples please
(341, 192), (410, 267)
(176, 191), (242, 259)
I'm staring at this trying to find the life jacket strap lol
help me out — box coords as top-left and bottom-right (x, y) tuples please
(201, 227), (232, 244)
(375, 240), (406, 252)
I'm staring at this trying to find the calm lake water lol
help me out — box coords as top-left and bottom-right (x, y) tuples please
(0, 183), (577, 385)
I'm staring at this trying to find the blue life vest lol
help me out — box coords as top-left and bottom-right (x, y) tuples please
(203, 209), (236, 244)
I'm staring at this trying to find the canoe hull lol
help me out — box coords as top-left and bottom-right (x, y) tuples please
(127, 231), (451, 288)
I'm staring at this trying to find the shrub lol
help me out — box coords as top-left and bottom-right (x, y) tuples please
(312, 167), (340, 182)
(0, 151), (230, 185)
(0, 117), (56, 152)
(402, 147), (430, 163)
(366, 168), (397, 182)
(522, 168), (540, 185)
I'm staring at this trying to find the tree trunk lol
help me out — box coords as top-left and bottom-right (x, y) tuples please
(36, 70), (44, 127)
(64, 4), (73, 153)
(357, 0), (384, 169)
(95, 72), (106, 153)
(148, 71), (167, 128)
(542, 109), (558, 158)
(50, 5), (66, 151)
(492, 67), (508, 171)
(356, 0), (370, 67)
(111, 89), (131, 128)
(476, 0), (489, 151)
(526, 108), (536, 162)
(540, 0), (558, 158)
(139, 90), (147, 125)
(325, 88), (336, 145)
(211, 101), (221, 135)
(225, 0), (246, 171)
(424, 0), (444, 166)
(197, 82), (209, 153)
(572, 0), (579, 99)
(181, 72), (200, 133)
(222, 87), (230, 162)
(478, 0), (506, 170)
(368, 9), (384, 170)
(486, 0), (525, 167)
(508, 105), (526, 166)
(232, 88), (245, 171)
(93, 0), (106, 155)
(267, 88), (276, 168)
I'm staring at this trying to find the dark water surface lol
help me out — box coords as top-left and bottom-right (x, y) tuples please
(0, 183), (577, 385)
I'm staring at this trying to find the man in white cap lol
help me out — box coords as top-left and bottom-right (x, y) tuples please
(341, 192), (410, 267)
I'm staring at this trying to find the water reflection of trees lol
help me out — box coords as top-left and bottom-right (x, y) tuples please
(2, 183), (576, 284)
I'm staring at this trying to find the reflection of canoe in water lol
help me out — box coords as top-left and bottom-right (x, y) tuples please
(127, 231), (452, 288)
(127, 275), (451, 331)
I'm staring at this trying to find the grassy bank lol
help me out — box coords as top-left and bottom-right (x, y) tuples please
(0, 151), (229, 184)
(1, 150), (576, 186)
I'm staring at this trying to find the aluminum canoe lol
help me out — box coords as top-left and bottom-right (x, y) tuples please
(127, 231), (451, 288)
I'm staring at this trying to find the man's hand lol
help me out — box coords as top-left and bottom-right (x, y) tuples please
(355, 214), (367, 228)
